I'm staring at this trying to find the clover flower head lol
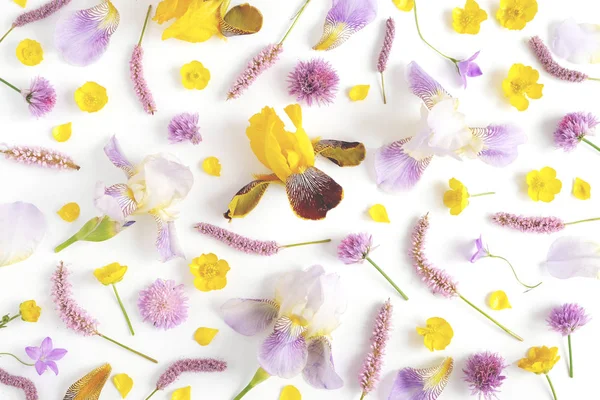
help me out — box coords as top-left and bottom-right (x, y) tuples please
(338, 233), (373, 264)
(547, 303), (590, 336)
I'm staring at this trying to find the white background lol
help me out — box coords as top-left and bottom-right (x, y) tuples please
(1, 0), (599, 399)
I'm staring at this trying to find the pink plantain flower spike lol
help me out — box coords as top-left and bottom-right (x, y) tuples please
(0, 368), (38, 400)
(529, 36), (599, 83)
(492, 211), (600, 233)
(1, 0), (72, 43)
(1, 144), (79, 170)
(377, 17), (395, 104)
(130, 6), (156, 115)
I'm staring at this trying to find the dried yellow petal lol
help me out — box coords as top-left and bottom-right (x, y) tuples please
(349, 85), (370, 101)
(112, 373), (133, 399)
(64, 364), (111, 400)
(194, 327), (219, 346)
(57, 202), (80, 222)
(279, 385), (301, 400)
(368, 204), (390, 223)
(52, 122), (72, 142)
(573, 178), (591, 200)
(202, 156), (221, 176)
(172, 386), (191, 400)
(488, 290), (512, 310)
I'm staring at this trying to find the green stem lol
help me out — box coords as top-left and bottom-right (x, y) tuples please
(471, 192), (495, 197)
(546, 374), (558, 400)
(0, 77), (21, 94)
(97, 333), (157, 363)
(413, 0), (456, 62)
(279, 0), (311, 45)
(588, 77), (600, 81)
(360, 392), (367, 400)
(366, 257), (409, 300)
(0, 353), (34, 366)
(0, 26), (14, 44)
(380, 72), (387, 105)
(0, 313), (20, 329)
(568, 334), (573, 378)
(280, 239), (331, 248)
(112, 284), (135, 336)
(144, 388), (159, 400)
(488, 254), (542, 291)
(458, 294), (523, 341)
(138, 5), (152, 46)
(564, 217), (600, 226)
(233, 367), (270, 400)
(54, 234), (79, 253)
(582, 138), (600, 153)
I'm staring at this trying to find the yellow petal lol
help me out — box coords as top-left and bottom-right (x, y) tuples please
(194, 327), (219, 346)
(368, 204), (390, 223)
(539, 166), (557, 180)
(225, 175), (279, 220)
(154, 0), (192, 24)
(488, 290), (512, 310)
(112, 373), (133, 399)
(313, 140), (366, 167)
(14, 0), (27, 7)
(65, 364), (112, 400)
(573, 177), (591, 200)
(202, 157), (221, 176)
(246, 106), (284, 170)
(349, 85), (370, 101)
(171, 386), (191, 400)
(392, 0), (414, 12)
(57, 202), (80, 223)
(448, 178), (465, 191)
(220, 3), (263, 36)
(52, 122), (72, 142)
(509, 94), (529, 111)
(162, 0), (222, 43)
(279, 385), (301, 400)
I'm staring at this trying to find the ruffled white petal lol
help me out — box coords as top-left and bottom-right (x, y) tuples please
(0, 202), (46, 267)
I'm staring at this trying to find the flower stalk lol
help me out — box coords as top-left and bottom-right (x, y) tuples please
(280, 239), (331, 248)
(545, 374), (558, 400)
(97, 334), (156, 363)
(0, 314), (20, 329)
(581, 138), (600, 153)
(279, 0), (311, 45)
(568, 335), (573, 378)
(0, 353), (34, 366)
(0, 77), (20, 93)
(233, 367), (270, 400)
(471, 192), (495, 197)
(366, 257), (409, 300)
(413, 0), (458, 66)
(487, 254), (542, 291)
(458, 294), (523, 341)
(111, 284), (134, 336)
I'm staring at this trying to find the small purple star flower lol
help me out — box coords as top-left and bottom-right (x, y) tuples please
(470, 235), (489, 263)
(457, 51), (483, 88)
(25, 337), (67, 376)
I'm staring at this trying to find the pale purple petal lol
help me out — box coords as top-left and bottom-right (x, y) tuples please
(470, 235), (488, 263)
(545, 236), (600, 279)
(457, 52), (482, 88)
(302, 337), (343, 389)
(45, 348), (67, 361)
(304, 273), (346, 338)
(221, 298), (279, 336)
(374, 139), (432, 191)
(258, 316), (308, 379)
(0, 202), (46, 267)
(94, 182), (137, 223)
(34, 361), (46, 376)
(313, 0), (377, 51)
(471, 124), (526, 167)
(55, 0), (120, 66)
(152, 215), (184, 262)
(40, 337), (53, 356)
(25, 346), (41, 361)
(388, 358), (454, 400)
(551, 19), (600, 64)
(103, 136), (134, 177)
(405, 61), (452, 110)
(45, 361), (59, 375)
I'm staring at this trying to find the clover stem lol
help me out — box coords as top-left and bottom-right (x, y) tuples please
(279, 0), (311, 45)
(568, 334), (573, 378)
(413, 1), (456, 62)
(487, 254), (542, 291)
(0, 353), (34, 366)
(366, 257), (409, 300)
(458, 294), (523, 341)
(582, 138), (600, 153)
(97, 333), (157, 363)
(112, 284), (135, 336)
(546, 374), (558, 400)
(138, 5), (152, 47)
(0, 77), (21, 94)
(280, 239), (331, 248)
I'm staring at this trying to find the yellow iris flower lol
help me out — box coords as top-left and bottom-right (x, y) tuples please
(189, 253), (230, 292)
(502, 64), (543, 111)
(526, 167), (562, 202)
(15, 39), (43, 66)
(496, 0), (538, 31)
(19, 300), (41, 322)
(416, 317), (454, 352)
(74, 82), (108, 113)
(94, 262), (128, 285)
(518, 346), (560, 374)
(452, 0), (488, 35)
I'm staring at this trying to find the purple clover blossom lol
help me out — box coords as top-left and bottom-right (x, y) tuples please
(338, 233), (373, 264)
(463, 352), (507, 400)
(168, 113), (202, 145)
(554, 112), (598, 152)
(457, 51), (483, 88)
(287, 58), (339, 107)
(470, 235), (489, 263)
(21, 77), (56, 118)
(138, 279), (188, 330)
(25, 337), (67, 376)
(547, 303), (590, 337)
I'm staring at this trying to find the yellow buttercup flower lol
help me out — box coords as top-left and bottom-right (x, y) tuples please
(393, 0), (414, 12)
(75, 82), (108, 113)
(194, 327), (219, 346)
(15, 39), (43, 66)
(452, 0), (488, 34)
(180, 61), (210, 90)
(444, 178), (470, 215)
(416, 317), (454, 352)
(496, 0), (538, 30)
(573, 178), (591, 200)
(93, 262), (128, 285)
(518, 346), (560, 374)
(189, 253), (230, 292)
(19, 300), (41, 322)
(526, 167), (562, 202)
(502, 64), (543, 111)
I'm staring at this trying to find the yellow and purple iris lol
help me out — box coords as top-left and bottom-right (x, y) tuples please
(388, 357), (454, 400)
(313, 0), (377, 51)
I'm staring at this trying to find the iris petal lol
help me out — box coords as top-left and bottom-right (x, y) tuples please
(374, 139), (432, 191)
(406, 62), (453, 110)
(103, 136), (134, 177)
(0, 202), (46, 267)
(313, 140), (366, 167)
(258, 316), (308, 379)
(224, 174), (279, 220)
(313, 0), (377, 51)
(152, 214), (184, 262)
(221, 298), (280, 336)
(471, 124), (526, 167)
(545, 236), (600, 279)
(302, 337), (343, 389)
(285, 166), (343, 220)
(388, 357), (454, 400)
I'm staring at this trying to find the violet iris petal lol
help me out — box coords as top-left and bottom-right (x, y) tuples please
(457, 51), (483, 88)
(471, 124), (526, 167)
(153, 215), (185, 262)
(258, 316), (308, 379)
(25, 337), (67, 376)
(545, 236), (600, 279)
(221, 298), (279, 336)
(374, 138), (432, 191)
(388, 357), (453, 400)
(313, 0), (377, 51)
(405, 61), (452, 110)
(302, 337), (343, 389)
(0, 202), (46, 267)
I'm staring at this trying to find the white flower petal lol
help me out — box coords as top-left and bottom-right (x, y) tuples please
(545, 236), (600, 279)
(552, 19), (600, 64)
(0, 202), (46, 267)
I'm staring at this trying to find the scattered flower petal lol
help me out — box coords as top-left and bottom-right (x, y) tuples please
(52, 122), (72, 142)
(392, 0), (413, 11)
(56, 202), (80, 222)
(552, 19), (600, 64)
(171, 386), (191, 400)
(194, 327), (219, 346)
(368, 204), (390, 223)
(416, 317), (454, 351)
(64, 364), (111, 399)
(573, 178), (591, 200)
(15, 39), (43, 66)
(313, 0), (377, 51)
(0, 202), (46, 267)
(279, 385), (301, 400)
(389, 357), (454, 400)
(13, 0), (27, 7)
(545, 236), (600, 279)
(202, 157), (221, 176)
(349, 85), (370, 101)
(488, 290), (512, 310)
(113, 373), (133, 399)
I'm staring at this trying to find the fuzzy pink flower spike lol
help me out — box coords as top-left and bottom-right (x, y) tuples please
(1, 0), (71, 43)
(377, 18), (395, 104)
(492, 212), (600, 233)
(529, 36), (599, 83)
(1, 144), (80, 170)
(0, 368), (38, 400)
(130, 6), (157, 115)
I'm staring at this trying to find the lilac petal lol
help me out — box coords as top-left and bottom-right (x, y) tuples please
(457, 52), (482, 88)
(0, 202), (46, 267)
(46, 348), (68, 361)
(469, 235), (488, 263)
(258, 316), (308, 379)
(103, 136), (134, 177)
(46, 361), (59, 375)
(465, 62), (482, 78)
(471, 125), (526, 167)
(40, 337), (53, 356)
(94, 182), (137, 223)
(405, 61), (452, 110)
(25, 346), (41, 361)
(152, 215), (184, 263)
(34, 361), (47, 376)
(221, 298), (279, 336)
(545, 236), (600, 279)
(313, 0), (377, 51)
(374, 139), (432, 191)
(388, 357), (454, 400)
(302, 337), (343, 389)
(551, 19), (600, 64)
(55, 0), (120, 66)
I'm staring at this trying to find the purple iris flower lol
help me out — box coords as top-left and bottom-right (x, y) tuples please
(457, 51), (483, 88)
(470, 235), (489, 263)
(25, 337), (67, 375)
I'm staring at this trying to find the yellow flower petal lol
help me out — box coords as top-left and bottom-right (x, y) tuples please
(488, 290), (512, 310)
(349, 85), (370, 101)
(57, 202), (80, 222)
(392, 0), (414, 12)
(171, 386), (191, 400)
(19, 300), (41, 322)
(573, 178), (591, 200)
(162, 0), (222, 43)
(368, 204), (390, 223)
(74, 82), (108, 113)
(279, 385), (301, 400)
(202, 157), (221, 176)
(509, 94), (529, 111)
(154, 0), (192, 24)
(52, 122), (72, 142)
(416, 317), (454, 352)
(539, 167), (556, 180)
(194, 327), (219, 346)
(112, 373), (133, 399)
(14, 0), (27, 7)
(15, 39), (43, 66)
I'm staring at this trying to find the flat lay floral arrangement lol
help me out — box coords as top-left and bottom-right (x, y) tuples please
(0, 0), (599, 399)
